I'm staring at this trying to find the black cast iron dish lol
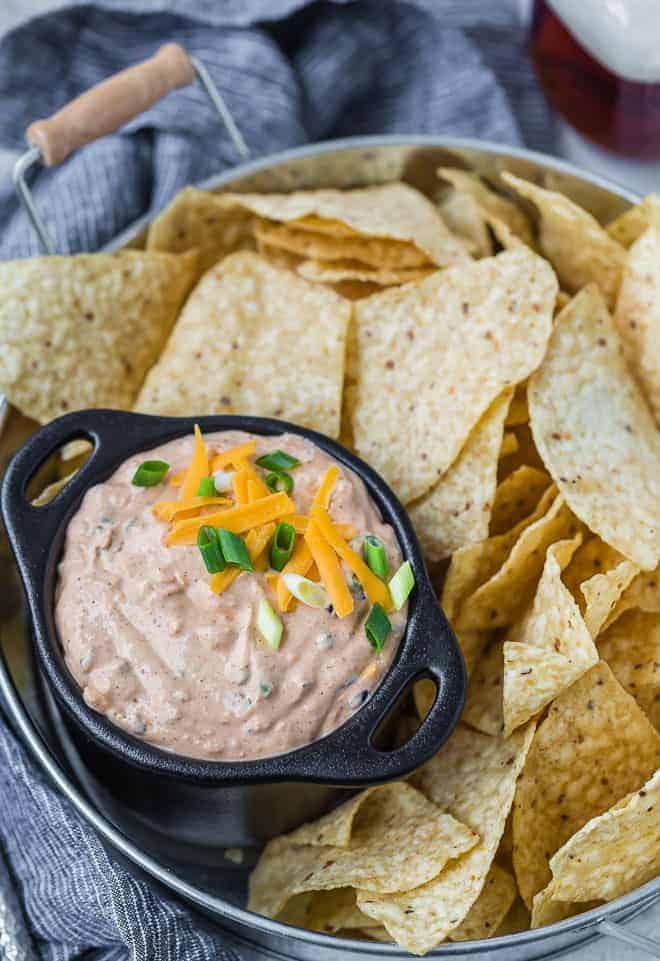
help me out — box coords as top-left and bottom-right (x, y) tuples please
(1, 409), (466, 846)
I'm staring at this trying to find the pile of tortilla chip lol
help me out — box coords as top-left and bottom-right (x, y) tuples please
(1, 170), (659, 952)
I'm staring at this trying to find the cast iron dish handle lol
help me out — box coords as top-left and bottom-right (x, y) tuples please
(2, 410), (466, 787)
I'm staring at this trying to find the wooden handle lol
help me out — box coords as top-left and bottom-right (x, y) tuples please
(26, 43), (195, 167)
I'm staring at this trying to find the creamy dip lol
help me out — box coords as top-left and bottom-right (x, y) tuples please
(55, 431), (407, 760)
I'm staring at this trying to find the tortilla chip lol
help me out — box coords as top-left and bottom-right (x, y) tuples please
(442, 485), (557, 624)
(512, 661), (660, 908)
(499, 432), (519, 458)
(598, 611), (660, 729)
(408, 390), (512, 562)
(489, 466), (550, 536)
(580, 557), (639, 637)
(358, 723), (535, 954)
(349, 247), (557, 503)
(613, 226), (660, 422)
(530, 886), (599, 928)
(248, 782), (477, 917)
(528, 285), (660, 571)
(462, 638), (505, 736)
(449, 864), (517, 942)
(254, 219), (432, 269)
(301, 888), (381, 933)
(602, 566), (660, 631)
(0, 251), (196, 423)
(438, 169), (534, 246)
(297, 259), (433, 286)
(503, 535), (600, 735)
(289, 789), (378, 848)
(221, 183), (469, 267)
(135, 253), (350, 438)
(545, 768), (660, 904)
(505, 386), (529, 427)
(31, 471), (77, 507)
(457, 494), (581, 631)
(501, 173), (625, 308)
(146, 186), (252, 275)
(256, 241), (302, 272)
(561, 535), (629, 610)
(437, 189), (493, 258)
(606, 194), (660, 247)
(496, 897), (531, 935)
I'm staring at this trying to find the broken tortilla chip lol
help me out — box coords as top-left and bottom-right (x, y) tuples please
(598, 610), (660, 729)
(350, 247), (557, 503)
(357, 723), (535, 955)
(606, 193), (660, 248)
(503, 534), (600, 735)
(528, 285), (660, 571)
(501, 172), (625, 308)
(613, 226), (660, 423)
(135, 253), (350, 438)
(0, 251), (196, 424)
(512, 661), (660, 908)
(408, 390), (512, 561)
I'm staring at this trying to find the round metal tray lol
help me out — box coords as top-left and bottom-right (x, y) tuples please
(1, 135), (658, 960)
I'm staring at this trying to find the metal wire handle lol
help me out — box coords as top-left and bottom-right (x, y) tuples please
(12, 51), (249, 255)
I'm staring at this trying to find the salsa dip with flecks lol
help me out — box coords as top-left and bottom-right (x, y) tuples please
(55, 429), (413, 761)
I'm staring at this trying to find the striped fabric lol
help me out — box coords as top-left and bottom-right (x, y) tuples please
(0, 2), (554, 957)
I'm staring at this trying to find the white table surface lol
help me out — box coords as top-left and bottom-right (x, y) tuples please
(0, 2), (658, 958)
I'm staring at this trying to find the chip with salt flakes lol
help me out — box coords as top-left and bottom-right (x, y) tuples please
(146, 186), (253, 276)
(297, 259), (433, 287)
(513, 661), (660, 908)
(598, 610), (660, 729)
(457, 494), (580, 631)
(247, 782), (477, 918)
(503, 534), (600, 736)
(489, 466), (550, 536)
(408, 390), (512, 562)
(349, 247), (557, 503)
(0, 251), (196, 424)
(606, 193), (660, 247)
(544, 768), (660, 906)
(501, 172), (625, 309)
(613, 226), (660, 423)
(135, 252), (350, 438)
(220, 183), (469, 267)
(528, 284), (660, 571)
(357, 723), (535, 955)
(449, 864), (517, 942)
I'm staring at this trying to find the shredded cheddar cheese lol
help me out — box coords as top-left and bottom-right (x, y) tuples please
(210, 523), (275, 594)
(304, 518), (354, 618)
(232, 469), (250, 505)
(311, 505), (392, 610)
(211, 441), (256, 472)
(180, 424), (209, 501)
(166, 492), (295, 545)
(312, 465), (339, 511)
(152, 496), (231, 522)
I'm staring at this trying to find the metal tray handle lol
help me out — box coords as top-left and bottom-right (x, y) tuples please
(13, 44), (249, 254)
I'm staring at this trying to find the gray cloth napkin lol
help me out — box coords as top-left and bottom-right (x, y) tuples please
(0, 2), (554, 958)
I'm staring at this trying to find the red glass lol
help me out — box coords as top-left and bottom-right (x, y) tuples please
(531, 0), (660, 159)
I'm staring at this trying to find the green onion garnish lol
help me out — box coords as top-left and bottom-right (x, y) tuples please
(365, 603), (392, 652)
(282, 573), (329, 609)
(389, 561), (415, 610)
(197, 526), (226, 574)
(218, 529), (253, 571)
(270, 522), (296, 571)
(196, 476), (217, 497)
(256, 450), (301, 472)
(363, 534), (389, 580)
(257, 598), (283, 650)
(265, 471), (294, 494)
(131, 460), (169, 487)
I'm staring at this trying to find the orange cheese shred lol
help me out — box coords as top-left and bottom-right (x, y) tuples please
(276, 540), (314, 612)
(180, 424), (209, 501)
(209, 523), (275, 595)
(166, 492), (294, 546)
(152, 496), (231, 523)
(241, 464), (270, 499)
(311, 506), (392, 610)
(211, 441), (256, 472)
(232, 469), (250, 505)
(312, 465), (340, 511)
(304, 518), (354, 618)
(170, 470), (185, 488)
(280, 514), (309, 534)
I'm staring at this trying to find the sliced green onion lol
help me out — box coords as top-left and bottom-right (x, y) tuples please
(283, 573), (329, 609)
(131, 460), (169, 487)
(270, 522), (296, 571)
(365, 603), (392, 652)
(257, 598), (283, 650)
(212, 469), (234, 492)
(218, 529), (253, 571)
(256, 450), (301, 472)
(265, 470), (294, 494)
(389, 560), (415, 610)
(197, 526), (226, 574)
(196, 476), (217, 497)
(363, 534), (389, 579)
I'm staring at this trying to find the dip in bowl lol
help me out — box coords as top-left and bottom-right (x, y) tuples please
(2, 411), (465, 844)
